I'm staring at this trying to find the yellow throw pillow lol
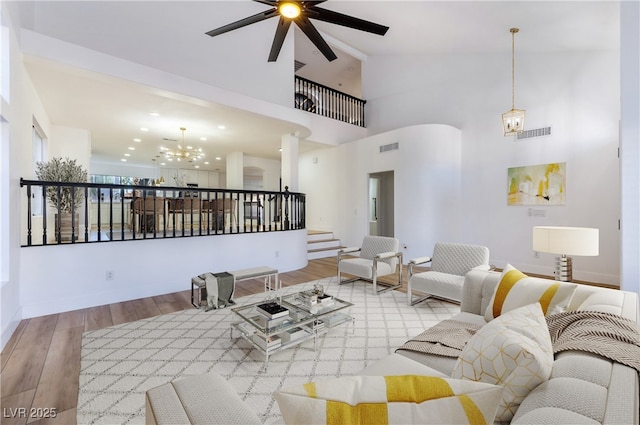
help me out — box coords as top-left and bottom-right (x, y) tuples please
(274, 375), (503, 425)
(484, 264), (577, 321)
(453, 303), (554, 422)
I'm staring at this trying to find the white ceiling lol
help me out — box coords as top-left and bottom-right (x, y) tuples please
(13, 1), (619, 173)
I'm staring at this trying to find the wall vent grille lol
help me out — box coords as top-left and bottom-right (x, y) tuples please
(380, 142), (399, 153)
(517, 126), (552, 140)
(294, 60), (306, 72)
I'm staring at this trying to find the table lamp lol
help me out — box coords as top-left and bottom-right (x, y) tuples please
(532, 226), (599, 282)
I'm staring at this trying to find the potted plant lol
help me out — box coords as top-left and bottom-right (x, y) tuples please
(35, 157), (88, 241)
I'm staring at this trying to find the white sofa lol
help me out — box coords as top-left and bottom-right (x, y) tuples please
(363, 269), (640, 424)
(147, 270), (639, 424)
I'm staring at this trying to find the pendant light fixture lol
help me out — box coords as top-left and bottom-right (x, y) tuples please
(502, 28), (526, 136)
(161, 127), (205, 163)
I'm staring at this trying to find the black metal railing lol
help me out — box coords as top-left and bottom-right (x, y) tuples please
(20, 178), (305, 246)
(294, 76), (366, 127)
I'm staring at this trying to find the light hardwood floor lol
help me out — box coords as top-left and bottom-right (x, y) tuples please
(0, 257), (411, 425)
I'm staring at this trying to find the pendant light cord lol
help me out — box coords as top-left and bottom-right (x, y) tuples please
(512, 31), (515, 109)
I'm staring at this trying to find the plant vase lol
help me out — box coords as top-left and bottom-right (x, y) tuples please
(55, 212), (79, 242)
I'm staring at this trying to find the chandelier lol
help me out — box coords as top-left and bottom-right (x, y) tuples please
(502, 28), (525, 136)
(161, 127), (205, 162)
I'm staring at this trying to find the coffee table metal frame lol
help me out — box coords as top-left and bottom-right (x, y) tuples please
(230, 291), (354, 367)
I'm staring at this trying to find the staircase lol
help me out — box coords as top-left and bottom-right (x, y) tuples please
(307, 230), (344, 260)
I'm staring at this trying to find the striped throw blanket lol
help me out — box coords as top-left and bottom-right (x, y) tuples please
(396, 311), (640, 375)
(546, 310), (640, 373)
(396, 319), (482, 358)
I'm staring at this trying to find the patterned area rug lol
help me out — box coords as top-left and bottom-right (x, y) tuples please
(77, 277), (459, 424)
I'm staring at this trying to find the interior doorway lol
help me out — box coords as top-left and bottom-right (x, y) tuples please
(369, 171), (394, 237)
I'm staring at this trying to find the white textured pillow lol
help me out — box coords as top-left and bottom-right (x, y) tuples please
(578, 290), (625, 315)
(452, 303), (554, 422)
(274, 375), (503, 425)
(485, 264), (577, 321)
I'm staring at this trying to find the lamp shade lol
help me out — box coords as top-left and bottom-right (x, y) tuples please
(532, 226), (599, 256)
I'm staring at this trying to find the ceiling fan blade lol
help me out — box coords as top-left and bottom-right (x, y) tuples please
(206, 9), (279, 37)
(296, 16), (337, 61)
(310, 6), (389, 36)
(253, 0), (278, 6)
(268, 16), (293, 62)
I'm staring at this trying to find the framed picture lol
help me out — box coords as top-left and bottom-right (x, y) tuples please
(507, 162), (566, 206)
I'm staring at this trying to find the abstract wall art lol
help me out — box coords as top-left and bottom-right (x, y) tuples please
(507, 162), (566, 206)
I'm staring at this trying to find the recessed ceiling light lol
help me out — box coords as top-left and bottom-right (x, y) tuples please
(149, 112), (160, 117)
(215, 156), (222, 161)
(217, 125), (226, 130)
(200, 137), (207, 141)
(140, 127), (149, 132)
(160, 162), (166, 166)
(121, 158), (127, 162)
(128, 147), (135, 150)
(204, 161), (210, 165)
(124, 153), (131, 157)
(194, 165), (200, 169)
(133, 138), (142, 142)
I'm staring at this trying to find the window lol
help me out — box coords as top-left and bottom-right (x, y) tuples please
(32, 122), (46, 216)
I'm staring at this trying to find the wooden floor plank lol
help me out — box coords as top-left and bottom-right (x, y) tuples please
(152, 293), (177, 304)
(0, 389), (36, 425)
(109, 301), (139, 326)
(130, 298), (161, 320)
(54, 310), (85, 332)
(84, 305), (113, 332)
(29, 326), (83, 419)
(1, 315), (58, 397)
(1, 319), (30, 372)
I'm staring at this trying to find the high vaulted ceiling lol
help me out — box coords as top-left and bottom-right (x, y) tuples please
(10, 1), (619, 173)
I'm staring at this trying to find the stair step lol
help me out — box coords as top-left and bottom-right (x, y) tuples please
(308, 246), (343, 260)
(307, 231), (334, 242)
(308, 239), (340, 250)
(307, 230), (341, 259)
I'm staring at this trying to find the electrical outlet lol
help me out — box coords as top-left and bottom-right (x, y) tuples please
(534, 251), (539, 259)
(105, 270), (114, 280)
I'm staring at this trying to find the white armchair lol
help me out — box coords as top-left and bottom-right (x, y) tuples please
(407, 242), (490, 305)
(337, 235), (403, 295)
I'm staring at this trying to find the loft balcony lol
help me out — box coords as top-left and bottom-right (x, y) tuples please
(294, 76), (366, 127)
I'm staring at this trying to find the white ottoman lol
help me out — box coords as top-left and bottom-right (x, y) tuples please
(145, 372), (262, 425)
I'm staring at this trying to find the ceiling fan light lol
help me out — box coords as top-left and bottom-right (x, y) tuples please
(279, 2), (301, 19)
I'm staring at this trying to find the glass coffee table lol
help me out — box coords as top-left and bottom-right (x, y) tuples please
(230, 291), (354, 367)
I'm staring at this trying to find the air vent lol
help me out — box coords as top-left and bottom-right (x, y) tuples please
(294, 60), (306, 72)
(380, 142), (399, 153)
(516, 126), (552, 140)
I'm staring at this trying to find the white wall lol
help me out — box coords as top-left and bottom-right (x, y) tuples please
(620, 0), (640, 294)
(244, 155), (281, 191)
(20, 230), (308, 318)
(362, 49), (620, 285)
(2, 4), (53, 347)
(300, 124), (462, 262)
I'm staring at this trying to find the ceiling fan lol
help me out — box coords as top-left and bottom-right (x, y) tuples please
(205, 1), (389, 62)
